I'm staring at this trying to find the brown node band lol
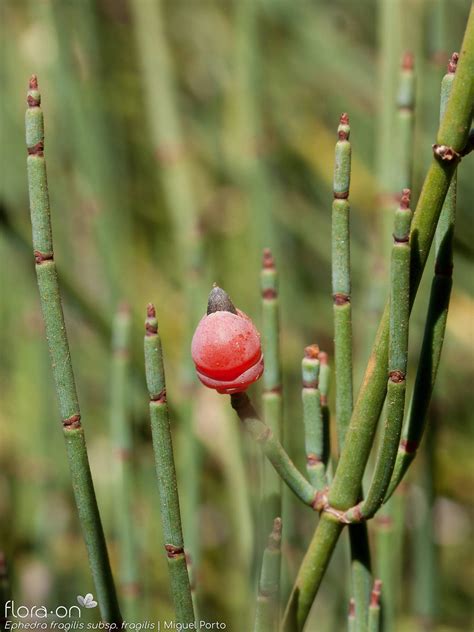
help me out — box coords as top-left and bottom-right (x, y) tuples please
(27, 142), (44, 156)
(393, 234), (409, 244)
(63, 414), (81, 429)
(150, 389), (167, 403)
(263, 385), (282, 395)
(432, 144), (461, 162)
(34, 250), (54, 264)
(333, 191), (349, 199)
(165, 544), (184, 559)
(306, 453), (321, 466)
(27, 95), (40, 108)
(262, 288), (277, 300)
(389, 370), (405, 383)
(333, 293), (350, 305)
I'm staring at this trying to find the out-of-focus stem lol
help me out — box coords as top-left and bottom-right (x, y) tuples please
(261, 249), (283, 529)
(254, 518), (282, 632)
(109, 304), (139, 619)
(25, 76), (121, 626)
(368, 580), (382, 632)
(397, 53), (416, 191)
(144, 305), (195, 625)
(348, 598), (356, 632)
(0, 553), (10, 632)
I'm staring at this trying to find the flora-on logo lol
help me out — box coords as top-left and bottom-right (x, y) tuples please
(77, 593), (97, 609)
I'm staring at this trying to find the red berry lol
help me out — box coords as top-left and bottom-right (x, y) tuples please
(191, 287), (264, 394)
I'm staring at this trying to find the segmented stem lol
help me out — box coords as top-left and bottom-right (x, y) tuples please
(345, 191), (412, 522)
(332, 113), (353, 449)
(386, 52), (459, 498)
(282, 11), (474, 628)
(302, 345), (326, 490)
(261, 249), (283, 527)
(25, 76), (121, 626)
(254, 518), (282, 632)
(144, 305), (195, 625)
(230, 393), (316, 507)
(109, 304), (139, 618)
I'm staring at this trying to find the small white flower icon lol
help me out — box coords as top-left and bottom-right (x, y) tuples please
(77, 594), (98, 609)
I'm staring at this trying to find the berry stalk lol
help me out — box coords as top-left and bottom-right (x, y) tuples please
(230, 393), (316, 506)
(144, 305), (195, 625)
(25, 76), (121, 626)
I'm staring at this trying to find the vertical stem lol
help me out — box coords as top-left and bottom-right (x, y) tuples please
(332, 113), (353, 450)
(25, 76), (121, 625)
(109, 304), (139, 619)
(0, 553), (10, 632)
(144, 305), (195, 625)
(254, 518), (282, 632)
(368, 580), (382, 632)
(348, 599), (356, 632)
(396, 53), (416, 192)
(261, 249), (283, 531)
(302, 345), (326, 490)
(332, 113), (372, 632)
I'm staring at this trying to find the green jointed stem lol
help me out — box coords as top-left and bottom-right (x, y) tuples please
(109, 305), (139, 618)
(348, 599), (356, 632)
(144, 306), (195, 625)
(386, 53), (460, 498)
(230, 393), (316, 507)
(397, 53), (416, 191)
(254, 518), (282, 632)
(368, 580), (382, 632)
(332, 114), (372, 632)
(261, 249), (283, 526)
(345, 191), (412, 523)
(25, 76), (121, 626)
(302, 346), (326, 490)
(283, 12), (474, 629)
(332, 113), (353, 449)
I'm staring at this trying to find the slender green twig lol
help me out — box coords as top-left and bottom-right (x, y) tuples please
(344, 190), (412, 522)
(332, 113), (372, 632)
(282, 12), (474, 629)
(230, 393), (316, 507)
(109, 304), (139, 619)
(368, 580), (382, 632)
(144, 305), (195, 625)
(261, 249), (283, 528)
(397, 53), (416, 191)
(302, 345), (326, 490)
(25, 76), (121, 626)
(254, 518), (282, 632)
(332, 113), (353, 449)
(386, 52), (460, 498)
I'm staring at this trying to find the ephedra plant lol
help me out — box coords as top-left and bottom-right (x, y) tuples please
(20, 5), (474, 632)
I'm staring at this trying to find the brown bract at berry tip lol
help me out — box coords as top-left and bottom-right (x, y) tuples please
(304, 344), (320, 359)
(207, 286), (237, 315)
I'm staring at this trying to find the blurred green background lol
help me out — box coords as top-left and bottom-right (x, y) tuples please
(0, 0), (472, 630)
